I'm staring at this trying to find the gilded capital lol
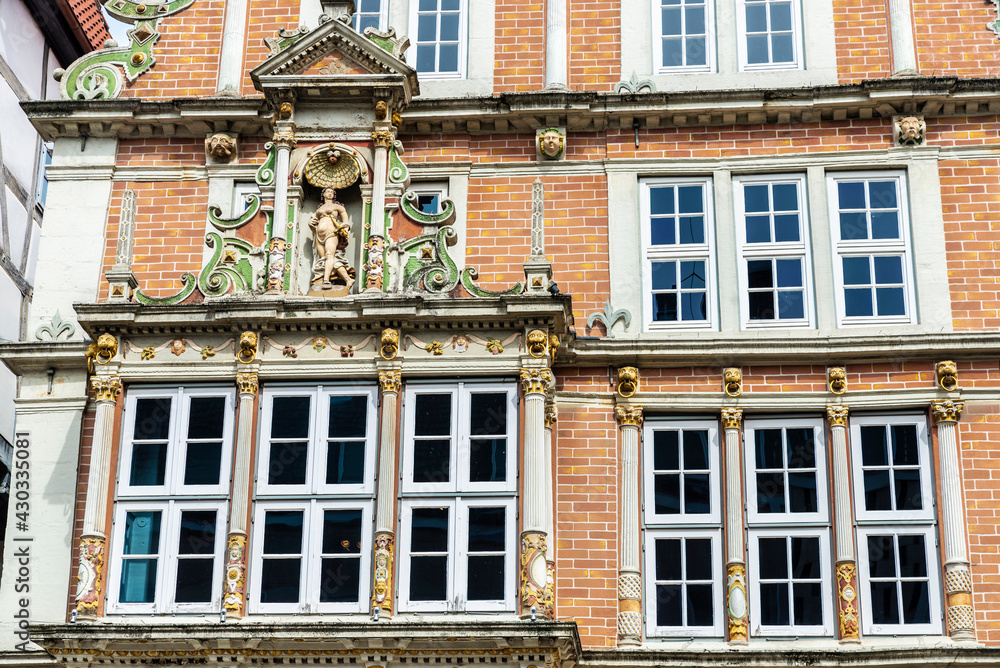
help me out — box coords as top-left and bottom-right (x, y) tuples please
(520, 367), (553, 395)
(371, 129), (394, 149)
(236, 372), (258, 396)
(544, 401), (557, 428)
(379, 370), (402, 394)
(272, 129), (296, 149)
(91, 375), (122, 404)
(826, 405), (849, 427)
(721, 408), (742, 430)
(615, 405), (643, 427)
(932, 400), (964, 423)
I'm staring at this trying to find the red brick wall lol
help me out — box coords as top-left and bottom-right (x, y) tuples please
(495, 0), (545, 92)
(914, 1), (1000, 77)
(568, 0), (621, 91)
(834, 0), (892, 82)
(242, 0), (302, 96)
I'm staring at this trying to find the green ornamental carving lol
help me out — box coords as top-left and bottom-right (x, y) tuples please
(199, 233), (257, 296)
(400, 226), (523, 297)
(256, 143), (277, 186)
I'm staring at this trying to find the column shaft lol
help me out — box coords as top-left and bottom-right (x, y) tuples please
(827, 405), (860, 642)
(216, 0), (249, 93)
(519, 368), (553, 619)
(223, 373), (257, 619)
(721, 408), (748, 644)
(372, 370), (401, 616)
(76, 376), (121, 619)
(615, 405), (643, 646)
(266, 136), (294, 293)
(545, 0), (568, 88)
(887, 0), (918, 74)
(366, 130), (391, 291)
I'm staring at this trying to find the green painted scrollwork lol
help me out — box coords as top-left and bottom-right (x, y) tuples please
(399, 226), (524, 297)
(56, 0), (195, 100)
(461, 268), (525, 297)
(135, 272), (197, 305)
(388, 140), (409, 184)
(256, 143), (276, 186)
(199, 233), (257, 297)
(400, 191), (455, 225)
(209, 195), (261, 230)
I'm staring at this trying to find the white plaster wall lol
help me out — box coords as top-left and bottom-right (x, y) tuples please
(0, 369), (87, 652)
(0, 79), (39, 191)
(0, 0), (45, 99)
(27, 138), (117, 340)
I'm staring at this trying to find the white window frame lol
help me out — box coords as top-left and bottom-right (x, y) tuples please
(642, 419), (721, 525)
(107, 500), (227, 614)
(733, 174), (814, 329)
(856, 525), (942, 635)
(849, 414), (934, 522)
(406, 181), (449, 216)
(640, 177), (717, 331)
(352, 0), (387, 33)
(747, 528), (833, 636)
(653, 0), (715, 74)
(249, 499), (373, 614)
(401, 381), (518, 495)
(736, 0), (803, 71)
(407, 0), (467, 79)
(397, 497), (517, 613)
(256, 385), (379, 496)
(118, 387), (236, 498)
(231, 182), (260, 216)
(643, 529), (723, 637)
(827, 171), (916, 326)
(743, 417), (829, 525)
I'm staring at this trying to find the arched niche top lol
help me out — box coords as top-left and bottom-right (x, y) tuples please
(290, 142), (372, 188)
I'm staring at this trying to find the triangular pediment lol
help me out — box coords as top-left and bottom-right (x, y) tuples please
(251, 17), (418, 104)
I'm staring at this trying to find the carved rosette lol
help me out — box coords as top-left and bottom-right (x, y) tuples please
(90, 376), (122, 404)
(615, 405), (643, 428)
(836, 562), (860, 640)
(932, 401), (964, 423)
(617, 571), (642, 643)
(365, 234), (386, 289)
(726, 563), (748, 642)
(721, 408), (742, 430)
(266, 237), (287, 293)
(826, 405), (849, 427)
(519, 531), (553, 618)
(222, 533), (247, 617)
(945, 565), (975, 637)
(379, 370), (402, 394)
(520, 368), (553, 396)
(236, 372), (258, 397)
(371, 531), (395, 615)
(75, 536), (106, 616)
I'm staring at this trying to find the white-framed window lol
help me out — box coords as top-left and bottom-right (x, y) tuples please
(400, 381), (517, 494)
(643, 530), (723, 637)
(118, 387), (236, 498)
(256, 385), (378, 496)
(733, 174), (813, 328)
(398, 497), (517, 612)
(849, 414), (934, 522)
(828, 171), (915, 326)
(231, 182), (260, 216)
(352, 0), (385, 33)
(642, 419), (721, 524)
(249, 500), (373, 613)
(747, 528), (833, 636)
(654, 0), (714, 73)
(640, 178), (716, 331)
(107, 500), (227, 614)
(407, 182), (449, 215)
(409, 0), (466, 78)
(856, 525), (942, 635)
(736, 0), (802, 71)
(743, 417), (828, 524)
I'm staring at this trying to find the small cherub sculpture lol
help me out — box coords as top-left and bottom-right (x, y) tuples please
(309, 187), (355, 291)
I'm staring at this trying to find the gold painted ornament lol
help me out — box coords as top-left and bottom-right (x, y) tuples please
(303, 147), (361, 189)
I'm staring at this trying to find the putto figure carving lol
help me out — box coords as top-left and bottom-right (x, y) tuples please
(894, 115), (925, 146)
(309, 187), (355, 292)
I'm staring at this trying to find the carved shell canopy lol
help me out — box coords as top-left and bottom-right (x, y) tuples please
(304, 146), (362, 189)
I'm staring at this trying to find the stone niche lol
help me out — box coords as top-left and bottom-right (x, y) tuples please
(293, 181), (365, 297)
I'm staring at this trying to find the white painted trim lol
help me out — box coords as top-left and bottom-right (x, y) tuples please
(642, 418), (721, 525)
(652, 0), (716, 74)
(407, 0), (468, 79)
(735, 0), (804, 72)
(643, 529), (724, 637)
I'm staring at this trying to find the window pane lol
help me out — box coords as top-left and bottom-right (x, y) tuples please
(322, 509), (363, 554)
(130, 443), (167, 486)
(320, 557), (361, 602)
(771, 33), (793, 62)
(654, 293), (678, 321)
(864, 470), (892, 510)
(662, 7), (682, 35)
(685, 37), (706, 66)
(773, 183), (797, 209)
(867, 535), (897, 577)
(687, 583), (714, 625)
(774, 214), (799, 242)
(894, 469), (922, 511)
(747, 260), (773, 289)
(662, 38), (683, 67)
(468, 555), (505, 600)
(271, 396), (310, 439)
(684, 474), (710, 514)
(329, 395), (367, 438)
(683, 430), (709, 469)
(775, 259), (802, 287)
(875, 287), (905, 315)
(746, 34), (768, 64)
(417, 14), (437, 40)
(891, 425), (919, 465)
(413, 439), (451, 483)
(861, 426), (889, 465)
(757, 472), (786, 514)
(901, 581), (930, 624)
(439, 44), (459, 72)
(651, 261), (677, 290)
(792, 582), (822, 625)
(411, 507), (449, 552)
(746, 215), (771, 243)
(263, 510), (303, 555)
(749, 292), (774, 320)
(678, 185), (703, 213)
(760, 582), (789, 625)
(845, 288), (873, 317)
(745, 4), (767, 32)
(786, 428), (815, 468)
(260, 559), (300, 603)
(871, 211), (899, 239)
(656, 583), (683, 625)
(410, 556), (448, 600)
(134, 397), (171, 440)
(897, 535), (928, 577)
(415, 394), (451, 436)
(771, 2), (792, 30)
(175, 559), (214, 603)
(868, 181), (898, 209)
(178, 510), (216, 555)
(681, 292), (707, 321)
(655, 473), (681, 514)
(326, 441), (365, 484)
(439, 12), (459, 40)
(188, 397), (225, 439)
(651, 217), (676, 245)
(843, 257), (871, 285)
(840, 212), (868, 240)
(678, 215), (704, 244)
(686, 6), (705, 32)
(268, 441), (308, 485)
(124, 511), (161, 555)
(874, 256), (903, 283)
(744, 185), (769, 212)
(184, 441), (222, 486)
(791, 537), (820, 578)
(686, 538), (713, 580)
(470, 392), (507, 435)
(787, 472), (817, 513)
(655, 538), (682, 580)
(838, 182), (866, 209)
(778, 290), (804, 319)
(870, 581), (900, 624)
(650, 187), (675, 215)
(755, 429), (784, 468)
(470, 439), (506, 482)
(680, 261), (705, 289)
(759, 537), (788, 579)
(468, 506), (506, 551)
(654, 430), (679, 469)
(416, 44), (435, 72)
(120, 559), (157, 603)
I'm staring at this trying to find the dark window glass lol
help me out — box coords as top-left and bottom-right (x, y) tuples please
(687, 583), (714, 625)
(184, 441), (222, 486)
(415, 394), (451, 436)
(268, 441), (308, 485)
(326, 441), (365, 484)
(470, 438), (506, 482)
(654, 430), (679, 469)
(756, 472), (786, 513)
(177, 511), (216, 555)
(320, 557), (361, 602)
(655, 538), (682, 581)
(686, 538), (712, 580)
(468, 507), (505, 551)
(758, 538), (787, 579)
(263, 510), (303, 554)
(411, 507), (449, 552)
(468, 555), (504, 600)
(656, 583), (683, 626)
(260, 559), (300, 603)
(413, 439), (450, 483)
(271, 396), (310, 439)
(470, 393), (507, 435)
(134, 397), (172, 440)
(175, 559), (214, 603)
(329, 395), (367, 438)
(321, 509), (363, 554)
(187, 397), (225, 439)
(124, 511), (161, 555)
(760, 582), (789, 625)
(410, 556), (448, 600)
(130, 442), (168, 486)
